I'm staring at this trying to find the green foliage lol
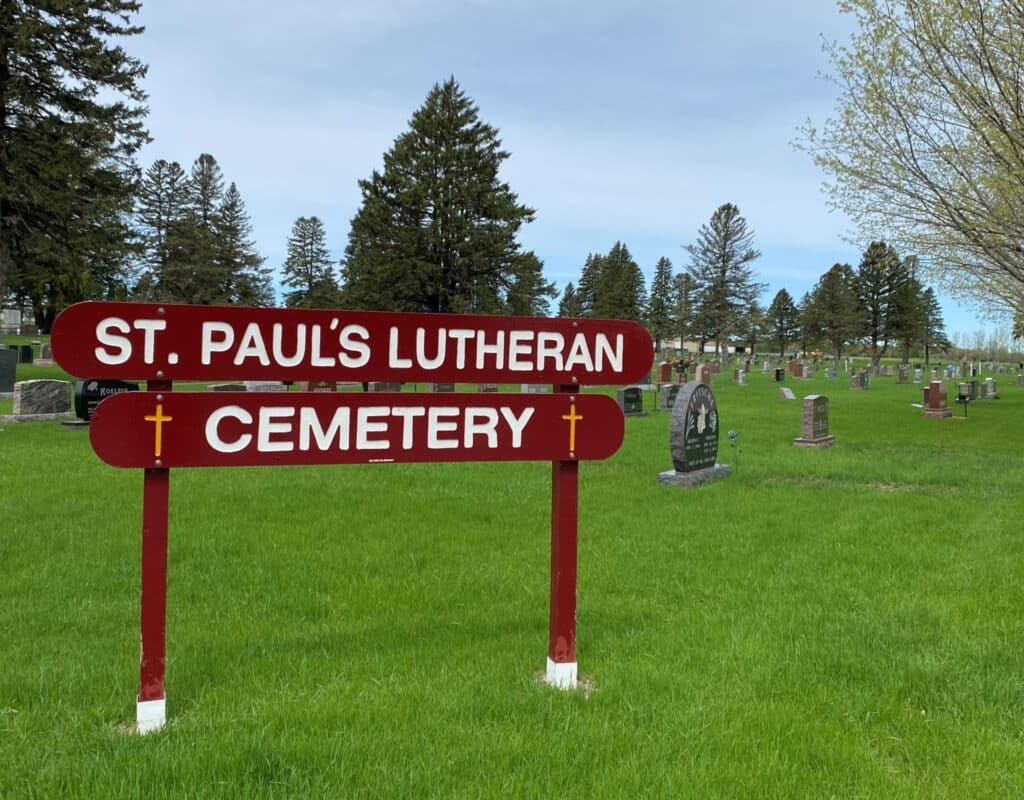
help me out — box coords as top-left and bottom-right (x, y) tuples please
(672, 272), (698, 347)
(556, 281), (583, 318)
(0, 0), (149, 330)
(767, 288), (800, 356)
(803, 263), (862, 361)
(576, 253), (603, 317)
(856, 241), (904, 364)
(646, 257), (675, 348)
(592, 242), (646, 322)
(135, 154), (270, 306)
(797, 0), (1024, 318)
(282, 216), (341, 309)
(342, 78), (538, 314)
(506, 251), (557, 316)
(683, 203), (765, 352)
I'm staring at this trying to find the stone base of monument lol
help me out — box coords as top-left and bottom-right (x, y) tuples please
(924, 407), (953, 418)
(793, 435), (835, 448)
(60, 419), (91, 429)
(658, 464), (731, 487)
(1, 412), (75, 423)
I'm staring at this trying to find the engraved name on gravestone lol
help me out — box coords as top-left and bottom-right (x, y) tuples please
(616, 385), (647, 417)
(793, 395), (835, 448)
(658, 383), (730, 487)
(74, 379), (140, 421)
(0, 347), (15, 394)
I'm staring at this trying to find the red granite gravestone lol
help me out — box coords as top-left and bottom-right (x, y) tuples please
(793, 395), (835, 448)
(924, 380), (952, 418)
(657, 361), (673, 383)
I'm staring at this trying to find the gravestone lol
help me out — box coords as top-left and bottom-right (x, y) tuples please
(657, 361), (673, 383)
(658, 383), (681, 410)
(368, 382), (402, 392)
(780, 387), (796, 400)
(850, 375), (861, 391)
(0, 347), (16, 393)
(12, 379), (71, 417)
(521, 384), (549, 393)
(913, 369), (923, 383)
(969, 380), (979, 400)
(303, 380), (337, 392)
(762, 360), (771, 373)
(73, 379), (140, 421)
(897, 365), (908, 384)
(17, 344), (33, 364)
(429, 382), (456, 393)
(737, 371), (746, 385)
(38, 343), (53, 360)
(732, 368), (741, 381)
(791, 363), (804, 379)
(924, 380), (952, 418)
(616, 385), (647, 417)
(826, 367), (837, 380)
(802, 368), (813, 380)
(675, 372), (688, 385)
(244, 380), (287, 392)
(774, 368), (784, 382)
(21, 324), (38, 336)
(658, 382), (731, 487)
(209, 383), (245, 391)
(477, 383), (499, 392)
(859, 371), (869, 389)
(981, 378), (997, 398)
(793, 395), (835, 448)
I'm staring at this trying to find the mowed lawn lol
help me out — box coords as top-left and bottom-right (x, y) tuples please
(2, 360), (1024, 798)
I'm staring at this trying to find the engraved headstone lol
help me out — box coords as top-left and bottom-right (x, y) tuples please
(17, 344), (33, 364)
(73, 379), (140, 421)
(658, 383), (681, 410)
(780, 387), (796, 400)
(774, 368), (784, 382)
(657, 361), (673, 383)
(617, 385), (647, 417)
(793, 395), (835, 448)
(695, 364), (712, 386)
(302, 380), (338, 392)
(658, 383), (730, 486)
(924, 380), (952, 418)
(792, 363), (804, 379)
(477, 383), (499, 392)
(913, 368), (923, 383)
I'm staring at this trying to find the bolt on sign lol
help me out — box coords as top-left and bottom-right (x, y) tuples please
(51, 301), (653, 733)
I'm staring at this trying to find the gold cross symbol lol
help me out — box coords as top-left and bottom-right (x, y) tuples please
(144, 402), (173, 458)
(562, 401), (583, 453)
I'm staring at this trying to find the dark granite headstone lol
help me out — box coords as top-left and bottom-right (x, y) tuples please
(17, 344), (33, 364)
(0, 348), (15, 393)
(74, 379), (140, 421)
(670, 384), (719, 472)
(774, 368), (784, 382)
(616, 386), (647, 417)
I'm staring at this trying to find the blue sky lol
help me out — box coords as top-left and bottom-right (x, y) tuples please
(132, 0), (989, 343)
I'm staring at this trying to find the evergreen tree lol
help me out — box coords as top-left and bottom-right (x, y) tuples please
(576, 254), (604, 317)
(0, 0), (148, 330)
(135, 159), (188, 276)
(888, 257), (928, 364)
(767, 288), (800, 356)
(342, 78), (537, 313)
(683, 203), (765, 353)
(282, 216), (340, 309)
(737, 299), (766, 356)
(921, 287), (949, 365)
(856, 241), (903, 365)
(803, 263), (862, 362)
(215, 183), (273, 306)
(647, 257), (675, 349)
(187, 153), (224, 232)
(506, 251), (556, 316)
(672, 272), (698, 350)
(557, 282), (583, 317)
(593, 242), (646, 322)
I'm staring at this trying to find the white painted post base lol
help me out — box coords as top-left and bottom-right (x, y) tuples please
(136, 697), (166, 734)
(546, 658), (578, 689)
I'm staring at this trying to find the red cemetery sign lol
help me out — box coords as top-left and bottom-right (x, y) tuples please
(51, 301), (653, 385)
(50, 301), (653, 734)
(89, 392), (623, 468)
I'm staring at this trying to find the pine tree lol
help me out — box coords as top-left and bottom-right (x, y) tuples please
(576, 254), (604, 317)
(282, 216), (340, 309)
(135, 159), (188, 277)
(0, 0), (148, 330)
(647, 257), (675, 349)
(672, 272), (698, 349)
(737, 299), (766, 356)
(683, 203), (765, 353)
(557, 282), (583, 317)
(216, 183), (273, 306)
(187, 154), (225, 232)
(856, 241), (903, 365)
(506, 251), (557, 316)
(921, 287), (949, 365)
(888, 257), (928, 364)
(767, 288), (800, 356)
(342, 78), (537, 313)
(594, 242), (646, 322)
(803, 264), (862, 362)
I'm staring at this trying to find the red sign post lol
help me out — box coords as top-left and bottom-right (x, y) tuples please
(52, 302), (653, 731)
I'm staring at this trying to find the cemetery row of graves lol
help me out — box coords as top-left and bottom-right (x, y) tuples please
(3, 329), (1024, 797)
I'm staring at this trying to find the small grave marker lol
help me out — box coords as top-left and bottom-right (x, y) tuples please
(780, 387), (796, 400)
(658, 383), (681, 410)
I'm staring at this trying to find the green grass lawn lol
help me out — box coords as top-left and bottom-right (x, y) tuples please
(2, 362), (1023, 798)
